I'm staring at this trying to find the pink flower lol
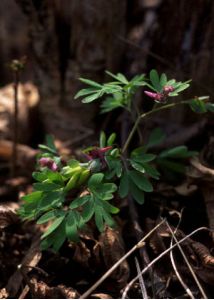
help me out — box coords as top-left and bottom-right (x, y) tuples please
(39, 157), (58, 171)
(163, 85), (174, 93)
(144, 91), (165, 102)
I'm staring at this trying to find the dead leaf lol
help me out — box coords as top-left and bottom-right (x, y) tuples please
(31, 279), (79, 299)
(99, 226), (130, 288)
(91, 292), (113, 299)
(0, 288), (8, 299)
(0, 203), (19, 228)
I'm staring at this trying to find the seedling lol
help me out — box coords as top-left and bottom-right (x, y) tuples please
(19, 69), (213, 251)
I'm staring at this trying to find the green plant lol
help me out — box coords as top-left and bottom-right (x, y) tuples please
(19, 69), (213, 251)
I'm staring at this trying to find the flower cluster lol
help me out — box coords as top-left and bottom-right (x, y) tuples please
(144, 85), (174, 103)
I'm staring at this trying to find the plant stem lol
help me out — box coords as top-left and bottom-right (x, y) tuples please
(122, 100), (188, 154)
(11, 71), (19, 177)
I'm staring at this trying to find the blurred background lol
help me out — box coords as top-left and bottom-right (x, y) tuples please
(0, 0), (214, 153)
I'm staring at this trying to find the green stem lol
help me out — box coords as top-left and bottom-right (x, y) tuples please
(122, 100), (189, 154)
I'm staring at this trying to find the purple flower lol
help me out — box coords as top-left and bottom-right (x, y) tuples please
(39, 157), (58, 171)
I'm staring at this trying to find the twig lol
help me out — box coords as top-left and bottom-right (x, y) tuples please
(122, 227), (210, 298)
(168, 220), (195, 299)
(135, 257), (148, 299)
(79, 219), (166, 299)
(166, 221), (207, 299)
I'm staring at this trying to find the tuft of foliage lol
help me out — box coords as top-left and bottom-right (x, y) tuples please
(19, 69), (214, 251)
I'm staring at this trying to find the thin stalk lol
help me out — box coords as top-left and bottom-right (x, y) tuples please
(122, 100), (189, 154)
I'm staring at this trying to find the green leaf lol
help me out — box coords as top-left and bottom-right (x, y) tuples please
(130, 181), (145, 204)
(160, 73), (167, 87)
(46, 135), (57, 152)
(132, 153), (156, 163)
(22, 191), (43, 203)
(206, 103), (214, 112)
(142, 163), (160, 180)
(79, 78), (102, 88)
(82, 92), (101, 103)
(147, 128), (165, 148)
(37, 192), (64, 211)
(130, 160), (145, 173)
(119, 172), (129, 198)
(100, 131), (106, 148)
(94, 205), (104, 232)
(100, 97), (124, 113)
(37, 210), (56, 224)
(69, 195), (90, 209)
(51, 221), (67, 252)
(46, 170), (64, 184)
(189, 98), (207, 113)
(106, 71), (129, 84)
(33, 182), (61, 192)
(88, 173), (104, 187)
(32, 172), (47, 182)
(107, 133), (116, 146)
(65, 211), (79, 241)
(38, 144), (57, 155)
(149, 69), (161, 92)
(74, 88), (99, 99)
(159, 146), (197, 159)
(82, 199), (94, 222)
(102, 210), (116, 227)
(173, 83), (190, 93)
(102, 201), (120, 214)
(41, 214), (65, 239)
(129, 171), (153, 192)
(157, 158), (186, 174)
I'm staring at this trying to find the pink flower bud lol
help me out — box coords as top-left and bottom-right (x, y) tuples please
(163, 85), (174, 93)
(39, 157), (51, 167)
(51, 162), (58, 171)
(144, 91), (165, 102)
(38, 157), (58, 171)
(144, 91), (158, 99)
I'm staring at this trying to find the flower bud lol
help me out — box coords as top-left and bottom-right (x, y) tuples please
(163, 85), (174, 93)
(38, 157), (58, 171)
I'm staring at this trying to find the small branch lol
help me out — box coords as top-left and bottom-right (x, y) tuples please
(166, 221), (207, 299)
(122, 227), (210, 298)
(169, 224), (195, 299)
(79, 219), (166, 299)
(135, 257), (148, 299)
